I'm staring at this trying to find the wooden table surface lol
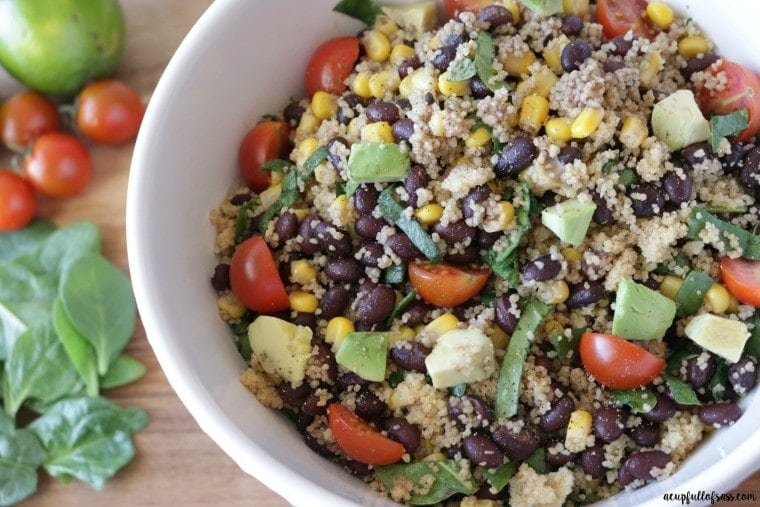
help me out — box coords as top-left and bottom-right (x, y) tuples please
(3, 1), (757, 506)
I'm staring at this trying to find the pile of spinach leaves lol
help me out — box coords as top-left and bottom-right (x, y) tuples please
(0, 219), (148, 506)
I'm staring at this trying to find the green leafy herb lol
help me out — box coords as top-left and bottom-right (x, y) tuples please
(332, 0), (384, 26)
(708, 360), (729, 401)
(664, 375), (701, 406)
(474, 31), (506, 91)
(654, 253), (691, 276)
(744, 312), (760, 361)
(52, 299), (99, 397)
(0, 412), (45, 506)
(687, 207), (760, 260)
(674, 269), (713, 317)
(710, 108), (749, 151)
(234, 196), (259, 244)
(260, 158), (291, 173)
(617, 168), (638, 188)
(383, 263), (407, 285)
(449, 383), (467, 397)
(665, 349), (699, 375)
(550, 327), (584, 361)
(447, 57), (477, 81)
(701, 204), (749, 214)
(99, 355), (146, 390)
(610, 388), (657, 414)
(386, 290), (417, 327)
(482, 182), (532, 284)
(375, 460), (477, 505)
(567, 491), (605, 505)
(0, 219), (55, 263)
(378, 187), (441, 262)
(388, 369), (408, 387)
(524, 447), (548, 474)
(601, 159), (620, 175)
(481, 461), (517, 492)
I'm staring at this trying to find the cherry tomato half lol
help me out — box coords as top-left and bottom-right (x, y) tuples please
(0, 90), (61, 152)
(0, 170), (36, 231)
(720, 256), (760, 308)
(22, 132), (92, 198)
(238, 120), (291, 193)
(443, 0), (492, 18)
(76, 79), (145, 145)
(695, 60), (760, 142)
(304, 36), (360, 97)
(596, 0), (655, 40)
(327, 403), (405, 466)
(579, 332), (665, 390)
(408, 262), (491, 307)
(229, 236), (289, 313)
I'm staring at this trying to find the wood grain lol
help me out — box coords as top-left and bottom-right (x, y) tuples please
(4, 1), (757, 506)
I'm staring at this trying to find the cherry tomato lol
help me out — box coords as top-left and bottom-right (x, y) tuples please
(596, 0), (655, 40)
(0, 90), (61, 152)
(238, 121), (291, 193)
(76, 79), (145, 145)
(443, 0), (492, 18)
(327, 403), (405, 466)
(720, 256), (760, 308)
(695, 60), (760, 142)
(408, 262), (491, 307)
(579, 332), (665, 390)
(304, 36), (359, 97)
(229, 236), (289, 313)
(22, 132), (92, 198)
(0, 170), (36, 231)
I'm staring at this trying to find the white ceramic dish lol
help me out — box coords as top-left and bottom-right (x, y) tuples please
(126, 1), (760, 505)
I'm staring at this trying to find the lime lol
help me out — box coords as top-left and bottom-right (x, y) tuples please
(0, 0), (125, 96)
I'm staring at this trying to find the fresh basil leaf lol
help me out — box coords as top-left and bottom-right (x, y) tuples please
(448, 57), (477, 81)
(610, 388), (657, 414)
(708, 360), (729, 401)
(375, 460), (477, 505)
(474, 31), (506, 91)
(332, 0), (384, 26)
(524, 447), (548, 474)
(674, 269), (713, 317)
(744, 312), (760, 361)
(53, 299), (99, 397)
(481, 461), (517, 492)
(234, 196), (260, 244)
(260, 158), (291, 173)
(0, 219), (55, 262)
(99, 355), (146, 390)
(687, 207), (760, 260)
(0, 412), (45, 506)
(664, 375), (701, 406)
(710, 109), (748, 151)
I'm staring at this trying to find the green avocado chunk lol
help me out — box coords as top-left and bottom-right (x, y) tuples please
(347, 142), (411, 184)
(248, 315), (313, 383)
(541, 198), (597, 247)
(611, 279), (676, 340)
(651, 89), (711, 151)
(521, 0), (563, 15)
(684, 313), (751, 364)
(425, 327), (495, 388)
(335, 331), (389, 382)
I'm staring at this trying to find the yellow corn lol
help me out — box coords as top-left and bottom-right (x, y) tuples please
(295, 110), (320, 137)
(646, 2), (674, 30)
(571, 108), (605, 139)
(291, 208), (309, 221)
(290, 260), (317, 285)
(660, 275), (684, 301)
(564, 409), (593, 453)
(619, 116), (648, 150)
(563, 0), (590, 17)
(705, 284), (731, 314)
(438, 71), (470, 97)
(289, 291), (319, 313)
(325, 316), (355, 349)
(361, 121), (395, 143)
(332, 193), (349, 211)
(374, 15), (399, 37)
(727, 294), (741, 314)
(258, 184), (282, 209)
(429, 111), (447, 137)
(543, 35), (570, 74)
(545, 280), (570, 305)
(545, 117), (574, 144)
(561, 247), (582, 263)
(496, 201), (516, 231)
(217, 292), (247, 320)
(310, 90), (338, 120)
(425, 313), (459, 335)
(369, 69), (401, 98)
(459, 500), (499, 507)
(389, 325), (416, 345)
(423, 452), (447, 462)
(490, 326), (510, 350)
(640, 50), (663, 88)
(351, 71), (372, 99)
(363, 29), (391, 63)
(414, 203), (444, 225)
(519, 94), (550, 132)
(465, 127), (491, 148)
(678, 36), (710, 58)
(390, 44), (416, 65)
(270, 170), (285, 186)
(516, 67), (558, 99)
(502, 0), (520, 24)
(296, 137), (319, 165)
(501, 51), (536, 77)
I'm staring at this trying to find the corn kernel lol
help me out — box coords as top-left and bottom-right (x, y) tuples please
(369, 69), (401, 98)
(544, 117), (574, 144)
(563, 0), (589, 16)
(516, 66), (558, 99)
(544, 280), (570, 305)
(565, 409), (593, 453)
(258, 184), (282, 209)
(496, 201), (516, 231)
(414, 203), (444, 225)
(639, 50), (663, 88)
(310, 90), (338, 120)
(347, 117), (364, 140)
(705, 284), (731, 314)
(619, 116), (648, 150)
(295, 110), (320, 137)
(519, 94), (550, 132)
(543, 35), (570, 73)
(217, 292), (247, 320)
(388, 389), (413, 409)
(351, 71), (372, 99)
(660, 275), (684, 301)
(490, 326), (510, 350)
(501, 51), (536, 77)
(390, 44), (416, 65)
(389, 325), (416, 345)
(270, 170), (285, 186)
(465, 127), (491, 148)
(561, 247), (582, 263)
(423, 452), (447, 462)
(289, 291), (318, 313)
(438, 71), (470, 96)
(325, 316), (355, 349)
(374, 15), (399, 37)
(363, 29), (391, 63)
(571, 107), (604, 139)
(361, 121), (395, 143)
(727, 294), (741, 314)
(296, 137), (319, 165)
(429, 111), (447, 137)
(678, 36), (709, 58)
(291, 208), (309, 221)
(290, 259), (317, 285)
(502, 0), (520, 24)
(425, 313), (459, 335)
(646, 2), (674, 30)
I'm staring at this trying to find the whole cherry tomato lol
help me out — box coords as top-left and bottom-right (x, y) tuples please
(76, 79), (145, 145)
(22, 132), (92, 198)
(0, 90), (61, 152)
(0, 170), (36, 230)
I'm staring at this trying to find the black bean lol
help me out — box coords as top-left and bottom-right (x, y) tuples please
(353, 185), (379, 214)
(495, 136), (537, 178)
(476, 4), (512, 28)
(522, 254), (562, 282)
(545, 442), (577, 467)
(445, 246), (480, 265)
(389, 341), (430, 372)
(475, 482), (509, 501)
(618, 463), (635, 487)
(403, 165), (429, 207)
(610, 36), (633, 56)
(318, 285), (350, 320)
(274, 211), (298, 244)
(722, 142), (745, 171)
(603, 60), (625, 73)
(392, 118), (415, 142)
(448, 395), (493, 429)
(728, 356), (758, 396)
(561, 15), (584, 36)
(355, 215), (384, 239)
(336, 94), (363, 125)
(316, 224), (352, 257)
(354, 389), (387, 419)
(591, 191), (613, 225)
(629, 182), (665, 218)
(491, 424), (539, 461)
(303, 433), (336, 459)
(283, 101), (305, 125)
(686, 355), (716, 390)
(581, 444), (606, 479)
(662, 170), (693, 205)
(366, 101), (399, 123)
(230, 192), (253, 205)
(298, 214), (322, 254)
(622, 450), (671, 482)
(642, 394), (676, 423)
(292, 312), (316, 329)
(355, 284), (396, 325)
(462, 434), (505, 469)
(342, 92), (366, 109)
(433, 220), (476, 245)
(442, 32), (467, 47)
(401, 301), (431, 327)
(463, 185), (490, 220)
(336, 371), (370, 391)
(384, 417), (421, 453)
(566, 280), (604, 309)
(326, 136), (349, 172)
(312, 344), (338, 382)
(345, 460), (373, 477)
(539, 396), (575, 433)
(358, 240), (385, 267)
(477, 229), (502, 248)
(276, 382), (311, 408)
(594, 405), (625, 443)
(301, 392), (328, 416)
(494, 295), (519, 335)
(561, 39), (592, 72)
(557, 146), (583, 166)
(386, 233), (423, 261)
(432, 45), (458, 71)
(396, 98), (411, 111)
(629, 420), (660, 447)
(681, 52), (720, 80)
(397, 56), (421, 78)
(324, 258), (363, 283)
(680, 141), (715, 167)
(211, 263), (230, 291)
(470, 76), (493, 99)
(740, 146), (760, 190)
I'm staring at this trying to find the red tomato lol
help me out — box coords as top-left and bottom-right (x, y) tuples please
(229, 236), (289, 313)
(0, 90), (61, 152)
(0, 170), (36, 231)
(695, 60), (760, 142)
(443, 0), (492, 18)
(76, 79), (145, 145)
(304, 36), (359, 97)
(238, 121), (291, 193)
(579, 332), (665, 390)
(408, 262), (491, 307)
(720, 256), (760, 307)
(596, 0), (655, 40)
(22, 132), (92, 198)
(327, 403), (405, 466)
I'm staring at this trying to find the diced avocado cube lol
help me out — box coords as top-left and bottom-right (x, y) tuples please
(651, 89), (711, 151)
(541, 198), (597, 247)
(248, 315), (313, 383)
(335, 331), (389, 382)
(521, 0), (563, 15)
(347, 142), (411, 184)
(611, 279), (676, 340)
(684, 313), (751, 363)
(382, 2), (437, 37)
(425, 327), (495, 388)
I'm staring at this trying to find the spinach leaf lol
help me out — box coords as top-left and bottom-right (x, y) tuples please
(0, 412), (45, 506)
(482, 182), (533, 283)
(708, 360), (730, 401)
(664, 375), (701, 406)
(687, 207), (760, 260)
(0, 219), (55, 262)
(449, 383), (467, 397)
(59, 253), (136, 376)
(665, 349), (698, 375)
(653, 253), (691, 276)
(24, 221), (101, 274)
(374, 460), (477, 505)
(474, 31), (506, 91)
(710, 109), (748, 151)
(674, 269), (713, 317)
(386, 290), (417, 327)
(525, 447), (548, 474)
(549, 327), (584, 361)
(333, 0), (384, 25)
(53, 299), (99, 397)
(448, 57), (477, 81)
(260, 158), (291, 173)
(481, 461), (517, 492)
(100, 356), (146, 390)
(378, 187), (441, 262)
(744, 312), (760, 361)
(610, 388), (657, 414)
(234, 196), (260, 244)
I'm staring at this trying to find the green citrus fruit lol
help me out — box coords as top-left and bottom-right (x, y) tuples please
(0, 0), (125, 96)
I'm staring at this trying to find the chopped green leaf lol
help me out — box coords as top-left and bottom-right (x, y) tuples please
(448, 57), (476, 81)
(664, 375), (701, 406)
(383, 263), (407, 285)
(0, 412), (45, 506)
(482, 182), (532, 284)
(449, 383), (467, 397)
(708, 360), (730, 401)
(617, 168), (638, 188)
(701, 204), (749, 214)
(524, 447), (548, 474)
(550, 327), (585, 361)
(710, 109), (749, 151)
(260, 158), (291, 172)
(378, 187), (441, 262)
(687, 207), (760, 260)
(375, 460), (477, 505)
(610, 388), (657, 414)
(474, 31), (506, 91)
(654, 253), (691, 276)
(234, 196), (259, 244)
(333, 0), (384, 26)
(481, 461), (517, 492)
(665, 349), (698, 375)
(744, 312), (760, 360)
(674, 269), (713, 317)
(386, 290), (417, 327)
(388, 369), (408, 387)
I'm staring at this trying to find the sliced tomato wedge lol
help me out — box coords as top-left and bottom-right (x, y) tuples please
(579, 332), (665, 390)
(304, 36), (360, 97)
(596, 0), (655, 40)
(327, 403), (405, 466)
(229, 236), (290, 313)
(720, 256), (760, 308)
(443, 0), (492, 18)
(408, 262), (491, 307)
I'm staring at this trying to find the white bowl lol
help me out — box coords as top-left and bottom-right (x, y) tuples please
(126, 1), (760, 505)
